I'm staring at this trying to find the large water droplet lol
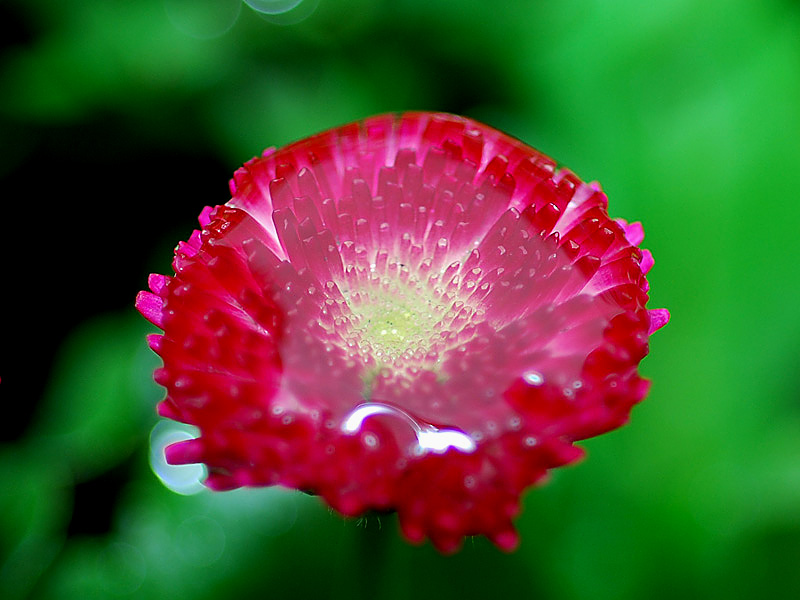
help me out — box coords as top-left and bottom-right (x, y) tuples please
(150, 420), (206, 495)
(342, 402), (476, 454)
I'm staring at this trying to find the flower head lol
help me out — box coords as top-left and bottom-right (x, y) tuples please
(137, 112), (669, 553)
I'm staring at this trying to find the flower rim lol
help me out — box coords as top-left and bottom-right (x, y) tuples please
(137, 112), (669, 553)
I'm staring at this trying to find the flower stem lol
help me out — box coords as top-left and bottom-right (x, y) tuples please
(356, 512), (392, 600)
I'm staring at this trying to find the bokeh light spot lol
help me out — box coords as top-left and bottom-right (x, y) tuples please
(149, 420), (206, 495)
(244, 0), (320, 25)
(96, 542), (146, 595)
(164, 0), (241, 39)
(243, 0), (304, 15)
(174, 515), (226, 566)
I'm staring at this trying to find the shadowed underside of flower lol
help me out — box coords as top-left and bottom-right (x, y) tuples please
(136, 112), (669, 553)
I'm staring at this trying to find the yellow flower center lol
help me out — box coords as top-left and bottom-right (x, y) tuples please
(344, 276), (444, 362)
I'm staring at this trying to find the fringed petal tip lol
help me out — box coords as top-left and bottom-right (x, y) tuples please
(135, 290), (165, 328)
(618, 220), (645, 246)
(648, 308), (670, 334)
(146, 333), (163, 353)
(164, 438), (203, 465)
(147, 273), (169, 296)
(156, 400), (180, 420)
(198, 205), (215, 228)
(492, 529), (521, 553)
(640, 249), (655, 274)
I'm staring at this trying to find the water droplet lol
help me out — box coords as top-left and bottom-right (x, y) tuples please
(150, 421), (206, 495)
(342, 402), (476, 455)
(523, 370), (544, 386)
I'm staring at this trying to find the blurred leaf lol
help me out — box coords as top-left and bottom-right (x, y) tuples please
(207, 59), (381, 161)
(0, 447), (71, 599)
(0, 0), (238, 122)
(30, 313), (159, 480)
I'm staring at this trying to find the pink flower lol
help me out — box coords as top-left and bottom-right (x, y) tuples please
(137, 112), (669, 553)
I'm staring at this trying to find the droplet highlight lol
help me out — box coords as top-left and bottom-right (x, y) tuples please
(342, 402), (477, 455)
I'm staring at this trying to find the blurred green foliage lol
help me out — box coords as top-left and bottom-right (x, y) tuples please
(2, 0), (800, 598)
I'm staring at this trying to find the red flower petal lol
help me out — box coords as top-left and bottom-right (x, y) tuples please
(138, 112), (669, 552)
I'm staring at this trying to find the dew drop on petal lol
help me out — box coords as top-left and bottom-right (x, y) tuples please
(523, 370), (544, 386)
(362, 432), (379, 449)
(342, 402), (476, 455)
(416, 428), (476, 454)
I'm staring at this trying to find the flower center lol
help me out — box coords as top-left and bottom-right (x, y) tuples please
(342, 271), (450, 363)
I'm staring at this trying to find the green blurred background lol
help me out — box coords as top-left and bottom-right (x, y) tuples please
(2, 0), (799, 597)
